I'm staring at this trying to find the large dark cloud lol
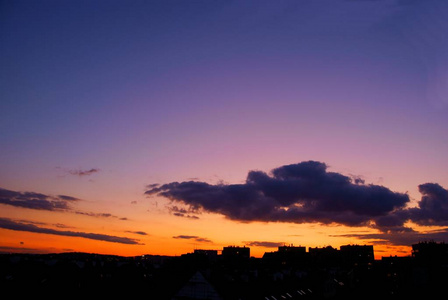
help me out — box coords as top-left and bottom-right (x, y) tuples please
(146, 161), (410, 227)
(0, 218), (141, 245)
(146, 161), (448, 246)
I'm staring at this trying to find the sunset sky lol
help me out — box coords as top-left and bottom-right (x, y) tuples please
(1, 0), (448, 259)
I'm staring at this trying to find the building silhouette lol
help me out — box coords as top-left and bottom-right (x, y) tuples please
(3, 242), (448, 299)
(222, 246), (250, 260)
(193, 249), (218, 260)
(263, 244), (374, 267)
(412, 241), (448, 263)
(340, 244), (374, 265)
(309, 246), (339, 266)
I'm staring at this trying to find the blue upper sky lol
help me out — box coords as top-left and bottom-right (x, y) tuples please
(1, 0), (447, 197)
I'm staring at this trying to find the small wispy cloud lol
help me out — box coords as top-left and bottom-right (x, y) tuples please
(146, 183), (160, 189)
(126, 230), (148, 236)
(0, 187), (80, 211)
(68, 168), (100, 176)
(244, 241), (285, 248)
(0, 218), (142, 245)
(172, 235), (213, 243)
(168, 205), (200, 219)
(0, 187), (129, 221)
(74, 211), (127, 220)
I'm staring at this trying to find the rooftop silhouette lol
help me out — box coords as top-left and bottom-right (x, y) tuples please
(2, 241), (447, 299)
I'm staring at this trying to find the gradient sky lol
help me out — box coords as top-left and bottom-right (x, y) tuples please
(1, 0), (448, 258)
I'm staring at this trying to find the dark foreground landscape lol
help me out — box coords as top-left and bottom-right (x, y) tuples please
(1, 242), (447, 299)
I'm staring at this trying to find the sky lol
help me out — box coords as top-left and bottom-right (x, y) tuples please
(1, 0), (448, 259)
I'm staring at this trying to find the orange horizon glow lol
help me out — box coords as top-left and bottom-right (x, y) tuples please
(0, 227), (413, 261)
(0, 201), (416, 261)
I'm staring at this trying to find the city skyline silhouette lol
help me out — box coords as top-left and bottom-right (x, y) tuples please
(2, 241), (447, 299)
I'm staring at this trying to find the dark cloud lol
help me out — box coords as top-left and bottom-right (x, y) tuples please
(74, 211), (127, 220)
(195, 237), (213, 243)
(58, 195), (80, 201)
(172, 235), (213, 243)
(146, 161), (448, 246)
(173, 235), (197, 239)
(0, 218), (142, 245)
(168, 206), (188, 214)
(0, 187), (79, 211)
(146, 183), (160, 189)
(168, 205), (200, 219)
(172, 213), (199, 219)
(333, 228), (448, 247)
(146, 161), (410, 227)
(54, 223), (73, 229)
(69, 168), (100, 176)
(408, 183), (448, 226)
(244, 241), (285, 248)
(126, 230), (148, 236)
(0, 187), (129, 220)
(373, 183), (448, 233)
